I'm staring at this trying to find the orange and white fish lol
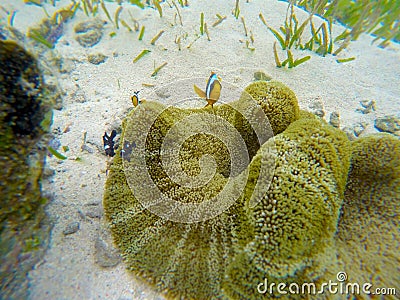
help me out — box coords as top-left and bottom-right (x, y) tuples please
(131, 90), (141, 107)
(193, 72), (222, 108)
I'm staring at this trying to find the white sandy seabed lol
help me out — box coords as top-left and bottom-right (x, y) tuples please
(1, 0), (399, 299)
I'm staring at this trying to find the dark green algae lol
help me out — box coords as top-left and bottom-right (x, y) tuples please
(0, 39), (54, 300)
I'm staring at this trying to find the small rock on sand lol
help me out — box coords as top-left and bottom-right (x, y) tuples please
(343, 122), (367, 140)
(329, 111), (340, 128)
(309, 99), (325, 118)
(88, 53), (108, 65)
(85, 206), (103, 219)
(94, 234), (121, 268)
(253, 71), (272, 81)
(74, 19), (105, 48)
(375, 115), (400, 133)
(63, 221), (80, 235)
(356, 100), (376, 114)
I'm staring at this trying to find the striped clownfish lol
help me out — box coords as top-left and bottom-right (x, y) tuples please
(131, 91), (141, 107)
(193, 72), (222, 108)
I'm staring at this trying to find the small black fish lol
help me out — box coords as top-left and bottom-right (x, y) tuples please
(120, 140), (136, 162)
(103, 130), (117, 157)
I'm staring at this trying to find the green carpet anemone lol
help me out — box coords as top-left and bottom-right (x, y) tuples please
(223, 115), (351, 299)
(103, 80), (399, 299)
(240, 80), (300, 135)
(336, 133), (400, 293)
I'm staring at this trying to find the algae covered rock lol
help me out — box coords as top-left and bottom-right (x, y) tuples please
(337, 134), (400, 292)
(26, 5), (76, 49)
(374, 114), (400, 134)
(0, 40), (53, 223)
(223, 117), (351, 299)
(0, 40), (53, 300)
(241, 80), (300, 134)
(253, 71), (272, 81)
(74, 18), (105, 48)
(0, 40), (47, 137)
(88, 52), (108, 65)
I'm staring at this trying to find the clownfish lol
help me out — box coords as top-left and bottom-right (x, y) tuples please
(193, 72), (222, 108)
(131, 90), (141, 107)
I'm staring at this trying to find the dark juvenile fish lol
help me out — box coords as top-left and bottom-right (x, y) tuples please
(103, 130), (117, 157)
(120, 140), (135, 162)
